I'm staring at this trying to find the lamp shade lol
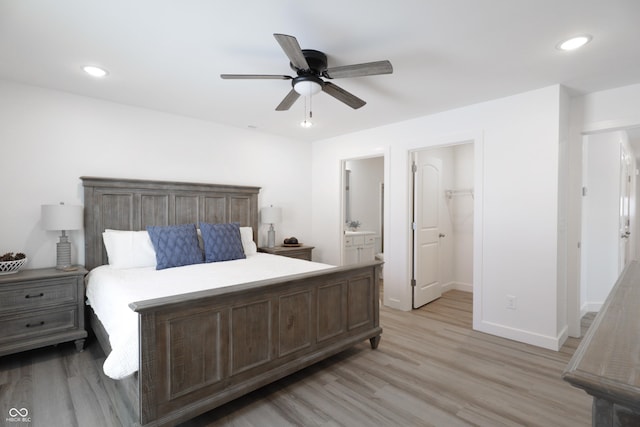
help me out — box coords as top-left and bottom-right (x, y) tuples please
(42, 204), (83, 231)
(261, 206), (281, 224)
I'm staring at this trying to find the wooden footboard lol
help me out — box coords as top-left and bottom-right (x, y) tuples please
(130, 261), (382, 427)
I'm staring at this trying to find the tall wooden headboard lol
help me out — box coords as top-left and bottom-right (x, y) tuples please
(81, 177), (260, 270)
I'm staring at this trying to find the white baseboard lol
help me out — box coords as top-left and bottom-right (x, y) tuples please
(441, 281), (473, 293)
(474, 320), (567, 351)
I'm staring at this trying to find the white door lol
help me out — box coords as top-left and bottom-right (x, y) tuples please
(413, 152), (443, 308)
(619, 147), (632, 271)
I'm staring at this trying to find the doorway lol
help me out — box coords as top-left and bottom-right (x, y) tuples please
(341, 156), (385, 266)
(580, 129), (638, 313)
(411, 143), (475, 309)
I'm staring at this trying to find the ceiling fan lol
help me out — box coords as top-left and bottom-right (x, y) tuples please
(221, 33), (393, 111)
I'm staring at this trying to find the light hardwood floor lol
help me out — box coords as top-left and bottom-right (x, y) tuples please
(0, 291), (593, 426)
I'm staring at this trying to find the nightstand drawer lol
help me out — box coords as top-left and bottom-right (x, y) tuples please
(282, 250), (312, 260)
(0, 306), (78, 344)
(258, 245), (314, 261)
(0, 279), (77, 313)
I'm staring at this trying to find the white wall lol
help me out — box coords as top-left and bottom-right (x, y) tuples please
(312, 85), (565, 350)
(452, 144), (474, 287)
(556, 87), (570, 338)
(580, 83), (640, 134)
(0, 80), (313, 269)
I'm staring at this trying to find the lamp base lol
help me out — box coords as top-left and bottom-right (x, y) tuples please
(56, 233), (72, 270)
(267, 225), (275, 248)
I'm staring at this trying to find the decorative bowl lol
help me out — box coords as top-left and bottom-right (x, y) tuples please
(0, 258), (27, 275)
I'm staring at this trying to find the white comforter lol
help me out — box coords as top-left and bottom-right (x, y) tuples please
(85, 253), (333, 379)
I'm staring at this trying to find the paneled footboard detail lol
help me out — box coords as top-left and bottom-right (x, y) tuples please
(132, 261), (382, 427)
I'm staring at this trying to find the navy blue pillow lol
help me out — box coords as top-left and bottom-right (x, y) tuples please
(146, 224), (203, 270)
(199, 222), (246, 263)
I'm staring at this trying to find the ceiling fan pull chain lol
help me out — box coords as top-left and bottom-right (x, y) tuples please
(304, 96), (308, 122)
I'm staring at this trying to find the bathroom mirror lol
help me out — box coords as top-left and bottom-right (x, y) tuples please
(342, 156), (384, 264)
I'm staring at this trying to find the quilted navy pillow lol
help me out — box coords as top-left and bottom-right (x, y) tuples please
(146, 224), (203, 270)
(199, 222), (246, 263)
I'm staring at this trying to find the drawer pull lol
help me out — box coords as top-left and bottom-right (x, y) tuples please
(25, 293), (44, 299)
(26, 321), (45, 328)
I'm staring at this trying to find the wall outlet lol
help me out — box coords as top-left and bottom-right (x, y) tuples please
(506, 295), (517, 310)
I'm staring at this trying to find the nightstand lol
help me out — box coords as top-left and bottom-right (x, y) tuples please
(258, 245), (314, 261)
(0, 267), (88, 356)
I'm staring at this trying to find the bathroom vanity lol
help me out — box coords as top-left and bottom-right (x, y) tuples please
(344, 230), (377, 264)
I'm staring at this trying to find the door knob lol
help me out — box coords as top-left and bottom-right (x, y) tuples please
(439, 233), (446, 238)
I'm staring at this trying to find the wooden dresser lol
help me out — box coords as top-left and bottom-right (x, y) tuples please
(563, 261), (640, 426)
(0, 267), (87, 356)
(258, 245), (314, 261)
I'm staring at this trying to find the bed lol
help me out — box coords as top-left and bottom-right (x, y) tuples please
(81, 176), (382, 427)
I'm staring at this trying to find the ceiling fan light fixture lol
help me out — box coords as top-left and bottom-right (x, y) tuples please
(557, 34), (592, 51)
(293, 78), (323, 96)
(300, 119), (313, 128)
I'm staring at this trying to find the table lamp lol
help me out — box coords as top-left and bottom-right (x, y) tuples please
(42, 202), (83, 269)
(261, 205), (281, 248)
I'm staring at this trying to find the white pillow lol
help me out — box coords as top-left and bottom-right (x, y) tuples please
(240, 227), (257, 255)
(102, 229), (157, 269)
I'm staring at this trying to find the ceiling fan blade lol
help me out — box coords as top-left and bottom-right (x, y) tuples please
(324, 60), (393, 79)
(322, 82), (366, 109)
(273, 33), (310, 71)
(275, 89), (301, 111)
(220, 74), (292, 80)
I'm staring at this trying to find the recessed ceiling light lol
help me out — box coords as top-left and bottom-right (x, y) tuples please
(82, 65), (108, 78)
(557, 35), (592, 51)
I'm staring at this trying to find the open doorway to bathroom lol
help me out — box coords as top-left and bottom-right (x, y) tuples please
(411, 143), (475, 309)
(342, 156), (385, 267)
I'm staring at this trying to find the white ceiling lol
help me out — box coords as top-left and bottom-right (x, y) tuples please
(1, 0), (640, 142)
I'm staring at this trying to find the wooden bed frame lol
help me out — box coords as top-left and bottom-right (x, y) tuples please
(81, 177), (382, 427)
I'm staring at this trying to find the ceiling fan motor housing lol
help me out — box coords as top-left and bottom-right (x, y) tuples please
(292, 49), (328, 75)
